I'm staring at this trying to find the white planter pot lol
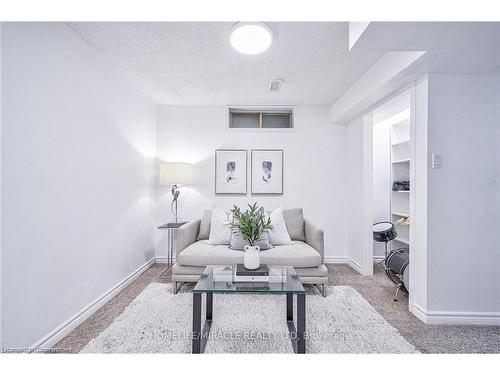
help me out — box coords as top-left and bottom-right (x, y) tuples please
(243, 245), (261, 270)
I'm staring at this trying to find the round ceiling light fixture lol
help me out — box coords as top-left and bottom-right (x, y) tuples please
(230, 22), (273, 55)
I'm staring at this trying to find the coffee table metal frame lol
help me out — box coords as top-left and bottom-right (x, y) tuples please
(191, 265), (306, 354)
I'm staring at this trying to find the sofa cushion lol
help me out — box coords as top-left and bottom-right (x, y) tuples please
(197, 207), (306, 242)
(178, 240), (242, 266)
(177, 240), (321, 268)
(197, 209), (212, 240)
(282, 208), (306, 241)
(208, 207), (232, 245)
(261, 241), (320, 267)
(268, 207), (292, 245)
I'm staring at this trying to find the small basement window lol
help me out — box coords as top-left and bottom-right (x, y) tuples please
(228, 108), (294, 129)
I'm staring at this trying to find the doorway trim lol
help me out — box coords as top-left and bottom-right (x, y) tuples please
(360, 84), (416, 288)
(360, 115), (374, 276)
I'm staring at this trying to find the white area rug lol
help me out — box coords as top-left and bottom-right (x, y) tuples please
(82, 283), (418, 353)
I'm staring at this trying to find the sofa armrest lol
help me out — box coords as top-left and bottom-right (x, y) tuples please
(304, 219), (324, 262)
(175, 220), (200, 259)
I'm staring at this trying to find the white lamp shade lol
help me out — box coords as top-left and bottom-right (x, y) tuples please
(160, 162), (193, 185)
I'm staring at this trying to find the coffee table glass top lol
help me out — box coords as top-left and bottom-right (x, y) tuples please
(193, 265), (305, 294)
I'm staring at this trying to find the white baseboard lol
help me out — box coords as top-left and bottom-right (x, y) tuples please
(325, 256), (384, 264)
(31, 258), (157, 350)
(411, 303), (500, 325)
(323, 256), (349, 264)
(347, 258), (362, 273)
(155, 256), (175, 264)
(411, 303), (428, 323)
(325, 256), (385, 274)
(324, 256), (362, 274)
(426, 312), (500, 325)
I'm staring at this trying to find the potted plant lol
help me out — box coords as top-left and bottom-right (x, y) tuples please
(231, 203), (273, 270)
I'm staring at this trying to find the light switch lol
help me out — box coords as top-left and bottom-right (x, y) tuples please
(432, 153), (442, 169)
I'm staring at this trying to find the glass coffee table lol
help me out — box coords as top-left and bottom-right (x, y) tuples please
(191, 265), (306, 354)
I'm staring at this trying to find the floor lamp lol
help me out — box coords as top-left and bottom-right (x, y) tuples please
(160, 162), (193, 224)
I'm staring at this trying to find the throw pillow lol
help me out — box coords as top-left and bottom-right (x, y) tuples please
(268, 207), (293, 245)
(208, 207), (232, 245)
(230, 232), (273, 251)
(282, 208), (306, 241)
(197, 209), (212, 240)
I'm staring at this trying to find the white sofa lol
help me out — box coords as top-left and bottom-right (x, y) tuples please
(172, 208), (329, 296)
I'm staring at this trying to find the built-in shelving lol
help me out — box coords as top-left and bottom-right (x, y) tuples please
(391, 113), (410, 251)
(391, 119), (411, 144)
(391, 139), (410, 147)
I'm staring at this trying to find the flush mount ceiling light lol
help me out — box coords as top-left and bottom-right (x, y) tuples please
(230, 22), (273, 55)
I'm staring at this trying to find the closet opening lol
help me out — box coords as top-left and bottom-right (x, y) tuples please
(371, 89), (412, 305)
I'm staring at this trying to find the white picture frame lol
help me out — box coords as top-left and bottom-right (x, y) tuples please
(215, 149), (247, 194)
(251, 149), (284, 194)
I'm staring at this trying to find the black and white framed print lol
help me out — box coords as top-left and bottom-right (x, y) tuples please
(251, 149), (283, 194)
(215, 149), (247, 194)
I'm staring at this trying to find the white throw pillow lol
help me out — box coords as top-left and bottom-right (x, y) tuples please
(268, 207), (292, 246)
(208, 207), (232, 245)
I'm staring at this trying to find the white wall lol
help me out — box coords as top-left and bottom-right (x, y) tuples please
(156, 105), (349, 260)
(425, 73), (500, 318)
(1, 23), (157, 347)
(0, 22), (3, 348)
(411, 77), (429, 317)
(345, 117), (364, 269)
(345, 115), (374, 275)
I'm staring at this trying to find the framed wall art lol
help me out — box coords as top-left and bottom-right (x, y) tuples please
(251, 149), (283, 194)
(215, 149), (248, 194)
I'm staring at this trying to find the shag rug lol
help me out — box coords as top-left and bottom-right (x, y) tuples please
(81, 283), (418, 353)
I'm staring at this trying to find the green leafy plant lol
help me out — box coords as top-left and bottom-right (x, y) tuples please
(230, 203), (273, 246)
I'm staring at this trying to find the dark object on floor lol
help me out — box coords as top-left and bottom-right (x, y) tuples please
(392, 180), (410, 191)
(385, 248), (409, 301)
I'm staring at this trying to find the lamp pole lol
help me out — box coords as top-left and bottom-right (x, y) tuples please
(171, 184), (180, 223)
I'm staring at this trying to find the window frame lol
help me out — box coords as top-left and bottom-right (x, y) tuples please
(226, 106), (298, 132)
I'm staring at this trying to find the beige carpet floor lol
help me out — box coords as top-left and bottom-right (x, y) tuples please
(54, 263), (500, 353)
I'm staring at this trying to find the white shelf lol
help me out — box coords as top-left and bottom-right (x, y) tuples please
(391, 118), (410, 129)
(391, 118), (411, 144)
(392, 212), (409, 217)
(392, 139), (410, 147)
(392, 190), (410, 193)
(392, 158), (410, 164)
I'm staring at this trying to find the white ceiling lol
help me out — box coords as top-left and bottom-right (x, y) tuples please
(69, 22), (385, 105)
(330, 22), (500, 122)
(354, 22), (500, 75)
(69, 22), (500, 107)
